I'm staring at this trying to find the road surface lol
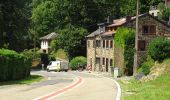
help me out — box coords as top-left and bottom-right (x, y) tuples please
(0, 71), (117, 100)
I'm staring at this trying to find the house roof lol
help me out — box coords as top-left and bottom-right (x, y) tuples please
(86, 29), (100, 37)
(87, 13), (170, 38)
(107, 13), (169, 28)
(40, 32), (57, 40)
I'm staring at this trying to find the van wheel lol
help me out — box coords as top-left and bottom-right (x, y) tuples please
(47, 69), (50, 72)
(65, 70), (68, 72)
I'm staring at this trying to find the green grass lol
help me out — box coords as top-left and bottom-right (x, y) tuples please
(120, 73), (170, 100)
(0, 75), (44, 86)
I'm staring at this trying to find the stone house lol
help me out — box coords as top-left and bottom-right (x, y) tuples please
(86, 13), (170, 74)
(40, 32), (57, 54)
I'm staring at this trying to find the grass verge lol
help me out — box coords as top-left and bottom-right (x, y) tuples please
(119, 73), (170, 100)
(0, 75), (44, 86)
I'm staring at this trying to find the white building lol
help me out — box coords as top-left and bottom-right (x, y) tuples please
(40, 32), (57, 53)
(149, 6), (160, 17)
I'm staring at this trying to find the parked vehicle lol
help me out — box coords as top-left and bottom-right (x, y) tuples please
(47, 60), (68, 72)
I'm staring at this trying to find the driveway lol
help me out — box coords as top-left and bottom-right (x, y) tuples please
(0, 71), (117, 100)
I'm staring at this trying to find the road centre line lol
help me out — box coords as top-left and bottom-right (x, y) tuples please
(33, 77), (83, 100)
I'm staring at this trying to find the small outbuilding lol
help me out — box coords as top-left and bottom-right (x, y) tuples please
(40, 32), (57, 54)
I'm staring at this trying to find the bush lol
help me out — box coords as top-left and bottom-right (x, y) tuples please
(0, 49), (31, 81)
(22, 49), (41, 67)
(69, 56), (87, 70)
(148, 37), (170, 62)
(53, 49), (69, 60)
(140, 56), (154, 75)
(22, 49), (41, 60)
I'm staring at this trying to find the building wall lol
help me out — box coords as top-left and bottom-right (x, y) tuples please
(87, 14), (170, 74)
(41, 40), (51, 54)
(137, 15), (170, 65)
(87, 36), (114, 72)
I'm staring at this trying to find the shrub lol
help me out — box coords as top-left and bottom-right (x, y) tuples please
(148, 37), (170, 62)
(140, 56), (154, 75)
(22, 49), (41, 60)
(69, 56), (87, 70)
(0, 49), (31, 81)
(53, 49), (69, 60)
(22, 49), (41, 67)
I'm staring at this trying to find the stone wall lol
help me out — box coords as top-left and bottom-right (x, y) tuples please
(87, 36), (114, 72)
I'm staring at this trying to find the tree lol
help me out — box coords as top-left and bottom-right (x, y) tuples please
(0, 0), (32, 51)
(158, 2), (170, 21)
(56, 25), (88, 59)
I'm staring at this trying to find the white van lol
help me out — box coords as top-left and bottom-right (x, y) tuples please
(47, 61), (69, 72)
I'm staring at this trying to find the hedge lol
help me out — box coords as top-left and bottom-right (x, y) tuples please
(0, 49), (31, 81)
(69, 56), (87, 70)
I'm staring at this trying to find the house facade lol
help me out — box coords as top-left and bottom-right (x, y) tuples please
(40, 32), (57, 54)
(86, 13), (170, 74)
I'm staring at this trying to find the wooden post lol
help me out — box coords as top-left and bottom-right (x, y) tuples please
(134, 0), (139, 76)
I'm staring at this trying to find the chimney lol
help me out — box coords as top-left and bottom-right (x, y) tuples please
(107, 16), (112, 24)
(126, 16), (132, 22)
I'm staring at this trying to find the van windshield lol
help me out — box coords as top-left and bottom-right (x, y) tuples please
(48, 62), (52, 65)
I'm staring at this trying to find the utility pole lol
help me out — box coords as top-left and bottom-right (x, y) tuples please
(133, 0), (139, 76)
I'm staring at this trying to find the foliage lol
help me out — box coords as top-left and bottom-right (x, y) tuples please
(48, 54), (56, 61)
(69, 56), (87, 70)
(56, 26), (88, 59)
(21, 49), (41, 67)
(148, 37), (170, 62)
(158, 2), (170, 21)
(120, 75), (170, 100)
(120, 59), (170, 100)
(53, 49), (69, 60)
(21, 49), (41, 60)
(115, 27), (135, 75)
(50, 39), (57, 52)
(0, 49), (31, 81)
(140, 56), (154, 75)
(0, 0), (32, 51)
(41, 53), (49, 67)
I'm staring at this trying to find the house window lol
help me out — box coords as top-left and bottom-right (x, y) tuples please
(150, 25), (156, 35)
(99, 26), (105, 33)
(103, 40), (105, 48)
(102, 58), (105, 65)
(138, 40), (146, 51)
(93, 40), (95, 48)
(87, 41), (90, 47)
(110, 59), (113, 66)
(96, 57), (100, 64)
(96, 40), (101, 47)
(143, 25), (149, 35)
(142, 25), (156, 35)
(106, 40), (109, 48)
(110, 40), (113, 48)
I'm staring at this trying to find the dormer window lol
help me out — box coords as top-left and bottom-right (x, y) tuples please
(99, 26), (105, 33)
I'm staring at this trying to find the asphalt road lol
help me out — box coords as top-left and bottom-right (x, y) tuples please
(0, 71), (117, 100)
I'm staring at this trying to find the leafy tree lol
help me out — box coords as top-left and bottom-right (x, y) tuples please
(158, 3), (170, 21)
(56, 25), (88, 59)
(0, 0), (32, 51)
